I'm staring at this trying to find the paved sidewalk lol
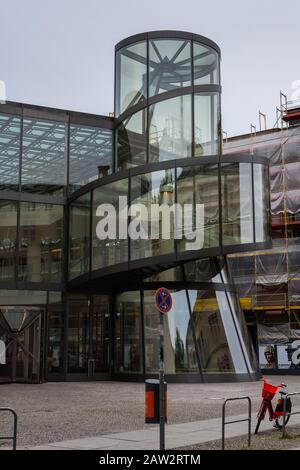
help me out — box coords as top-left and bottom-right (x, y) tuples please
(21, 407), (300, 450)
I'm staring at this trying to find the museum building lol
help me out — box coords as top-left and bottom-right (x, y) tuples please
(0, 31), (270, 383)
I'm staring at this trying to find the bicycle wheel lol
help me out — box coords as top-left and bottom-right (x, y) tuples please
(274, 399), (292, 430)
(255, 402), (267, 434)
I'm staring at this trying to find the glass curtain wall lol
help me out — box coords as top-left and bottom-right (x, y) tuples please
(69, 125), (113, 193)
(221, 162), (254, 245)
(47, 292), (64, 376)
(18, 202), (63, 282)
(69, 193), (91, 280)
(21, 118), (67, 195)
(177, 165), (219, 250)
(117, 109), (147, 170)
(0, 200), (17, 280)
(130, 169), (175, 259)
(116, 41), (147, 116)
(114, 282), (254, 377)
(115, 291), (142, 373)
(0, 113), (21, 191)
(92, 179), (128, 269)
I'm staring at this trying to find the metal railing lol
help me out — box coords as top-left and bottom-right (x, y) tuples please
(222, 397), (251, 450)
(282, 391), (300, 438)
(0, 407), (17, 450)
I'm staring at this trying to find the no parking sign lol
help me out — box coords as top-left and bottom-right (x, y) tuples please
(155, 287), (173, 314)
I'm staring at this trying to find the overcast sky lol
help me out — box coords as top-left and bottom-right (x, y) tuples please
(1, 0), (300, 136)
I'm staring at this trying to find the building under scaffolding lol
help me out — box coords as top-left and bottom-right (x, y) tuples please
(224, 96), (300, 373)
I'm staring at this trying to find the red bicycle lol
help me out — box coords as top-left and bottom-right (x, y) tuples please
(255, 377), (292, 434)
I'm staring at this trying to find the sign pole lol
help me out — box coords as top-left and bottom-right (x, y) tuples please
(155, 287), (172, 451)
(159, 311), (165, 451)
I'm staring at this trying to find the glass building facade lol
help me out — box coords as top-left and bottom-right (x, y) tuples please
(0, 31), (270, 383)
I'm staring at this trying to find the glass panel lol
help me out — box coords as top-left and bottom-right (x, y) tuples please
(188, 289), (236, 373)
(130, 169), (175, 260)
(149, 95), (192, 162)
(0, 200), (17, 280)
(21, 118), (67, 195)
(144, 289), (198, 374)
(92, 179), (128, 269)
(144, 266), (183, 282)
(184, 258), (222, 282)
(0, 113), (20, 191)
(116, 41), (147, 116)
(92, 295), (110, 373)
(117, 109), (147, 170)
(47, 295), (64, 375)
(18, 203), (64, 282)
(67, 297), (90, 373)
(194, 43), (219, 85)
(194, 93), (219, 155)
(177, 165), (219, 250)
(115, 291), (142, 373)
(254, 164), (270, 243)
(221, 163), (254, 245)
(69, 193), (90, 280)
(0, 290), (47, 305)
(149, 39), (191, 96)
(69, 125), (112, 194)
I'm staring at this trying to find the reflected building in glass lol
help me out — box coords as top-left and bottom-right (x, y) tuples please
(0, 31), (270, 383)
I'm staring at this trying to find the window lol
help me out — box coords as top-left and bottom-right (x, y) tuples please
(69, 125), (112, 194)
(19, 202), (63, 282)
(21, 118), (67, 195)
(0, 113), (21, 191)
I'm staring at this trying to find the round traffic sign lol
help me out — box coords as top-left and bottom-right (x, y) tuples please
(155, 287), (173, 314)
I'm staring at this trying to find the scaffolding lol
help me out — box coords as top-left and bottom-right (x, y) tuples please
(224, 93), (300, 344)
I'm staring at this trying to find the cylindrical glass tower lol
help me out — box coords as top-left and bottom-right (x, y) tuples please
(115, 31), (221, 170)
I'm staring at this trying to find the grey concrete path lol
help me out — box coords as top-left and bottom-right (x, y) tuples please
(21, 406), (300, 450)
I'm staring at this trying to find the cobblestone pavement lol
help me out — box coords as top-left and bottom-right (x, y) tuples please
(1, 376), (300, 447)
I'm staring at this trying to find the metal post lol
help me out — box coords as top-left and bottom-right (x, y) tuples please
(282, 395), (287, 438)
(222, 397), (251, 450)
(159, 312), (165, 450)
(248, 398), (251, 448)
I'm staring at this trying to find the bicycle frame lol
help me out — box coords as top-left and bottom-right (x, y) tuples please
(257, 397), (285, 421)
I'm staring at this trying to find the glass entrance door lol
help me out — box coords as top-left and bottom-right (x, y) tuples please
(0, 306), (43, 383)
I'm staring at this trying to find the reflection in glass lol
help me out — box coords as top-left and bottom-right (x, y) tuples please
(184, 257), (222, 282)
(92, 179), (128, 269)
(194, 93), (219, 155)
(0, 114), (21, 191)
(149, 95), (192, 162)
(144, 290), (198, 374)
(67, 296), (89, 373)
(116, 41), (147, 116)
(69, 125), (112, 194)
(0, 200), (17, 280)
(194, 43), (219, 85)
(48, 295), (64, 375)
(92, 295), (110, 372)
(254, 164), (270, 243)
(21, 118), (67, 195)
(177, 165), (219, 250)
(117, 109), (147, 170)
(18, 203), (63, 282)
(130, 169), (175, 259)
(188, 289), (235, 373)
(69, 194), (90, 280)
(149, 39), (191, 96)
(221, 163), (254, 245)
(115, 292), (142, 373)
